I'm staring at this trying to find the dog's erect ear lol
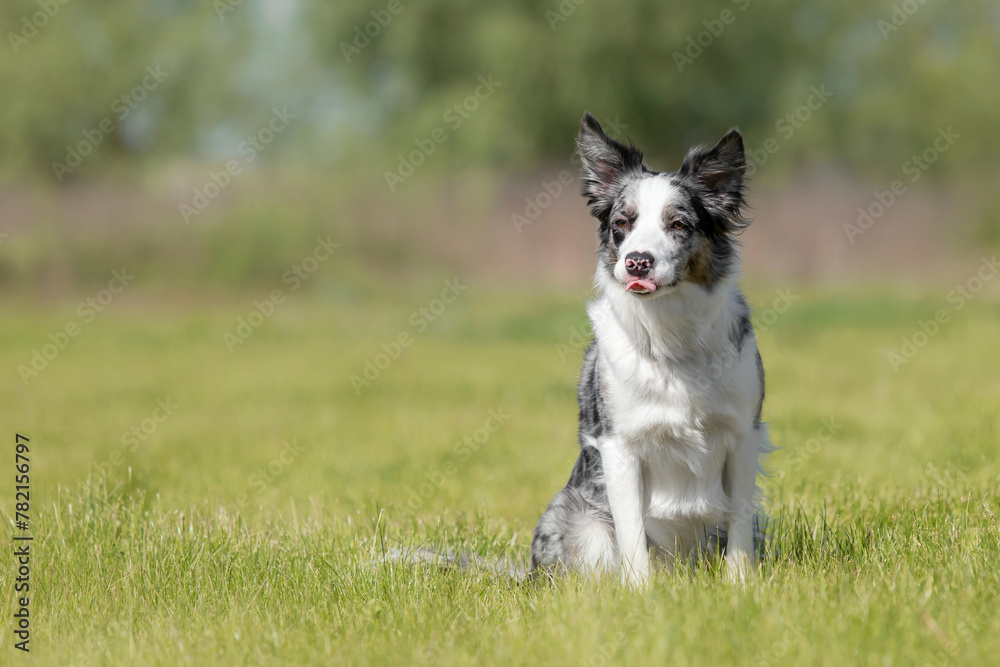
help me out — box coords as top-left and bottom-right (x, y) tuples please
(679, 128), (746, 209)
(576, 112), (644, 219)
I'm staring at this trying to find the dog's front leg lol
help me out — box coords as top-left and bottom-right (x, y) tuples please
(724, 431), (760, 584)
(600, 441), (649, 589)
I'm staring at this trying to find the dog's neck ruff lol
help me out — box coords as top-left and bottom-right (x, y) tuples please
(590, 267), (740, 363)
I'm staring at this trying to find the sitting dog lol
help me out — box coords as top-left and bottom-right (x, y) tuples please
(530, 113), (770, 587)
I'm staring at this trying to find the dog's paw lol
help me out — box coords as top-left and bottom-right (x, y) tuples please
(620, 566), (649, 590)
(724, 552), (753, 585)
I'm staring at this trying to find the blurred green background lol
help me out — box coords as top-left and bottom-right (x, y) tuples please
(1, 0), (999, 293)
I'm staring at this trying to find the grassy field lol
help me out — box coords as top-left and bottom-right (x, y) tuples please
(0, 282), (998, 665)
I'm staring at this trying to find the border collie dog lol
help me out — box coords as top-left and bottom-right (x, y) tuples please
(530, 113), (770, 587)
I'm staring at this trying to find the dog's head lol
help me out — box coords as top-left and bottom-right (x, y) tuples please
(577, 113), (749, 297)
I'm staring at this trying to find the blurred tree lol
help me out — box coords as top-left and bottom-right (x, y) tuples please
(0, 0), (257, 179)
(308, 0), (1000, 178)
(0, 0), (997, 181)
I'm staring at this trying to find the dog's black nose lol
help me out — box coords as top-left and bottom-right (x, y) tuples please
(624, 252), (654, 278)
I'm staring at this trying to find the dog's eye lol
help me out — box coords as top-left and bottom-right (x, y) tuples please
(670, 220), (688, 231)
(613, 218), (629, 229)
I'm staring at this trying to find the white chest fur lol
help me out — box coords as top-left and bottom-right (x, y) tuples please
(588, 282), (759, 524)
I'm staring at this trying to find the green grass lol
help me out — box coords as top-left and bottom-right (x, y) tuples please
(1, 284), (998, 665)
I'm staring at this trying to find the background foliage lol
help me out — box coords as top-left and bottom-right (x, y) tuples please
(2, 0), (998, 178)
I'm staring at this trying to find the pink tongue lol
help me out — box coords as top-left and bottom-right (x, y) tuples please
(626, 278), (657, 293)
